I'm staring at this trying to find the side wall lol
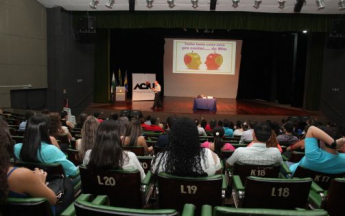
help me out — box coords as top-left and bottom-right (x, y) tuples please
(0, 0), (47, 108)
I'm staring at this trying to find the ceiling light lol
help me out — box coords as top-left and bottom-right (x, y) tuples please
(147, 0), (153, 8)
(253, 0), (262, 9)
(167, 0), (175, 8)
(232, 0), (239, 8)
(105, 0), (115, 8)
(89, 0), (99, 9)
(191, 0), (198, 8)
(339, 0), (345, 10)
(278, 0), (286, 9)
(316, 0), (325, 9)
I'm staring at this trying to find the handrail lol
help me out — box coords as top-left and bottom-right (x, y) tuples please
(321, 97), (343, 117)
(71, 90), (93, 108)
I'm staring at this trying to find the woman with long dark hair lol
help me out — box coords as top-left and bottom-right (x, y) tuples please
(83, 120), (145, 180)
(122, 120), (152, 154)
(201, 127), (235, 156)
(152, 118), (221, 177)
(13, 114), (78, 177)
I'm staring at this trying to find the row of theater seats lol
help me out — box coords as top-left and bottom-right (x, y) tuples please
(3, 159), (345, 216)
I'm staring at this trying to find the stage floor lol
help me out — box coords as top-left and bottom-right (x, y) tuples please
(84, 97), (325, 122)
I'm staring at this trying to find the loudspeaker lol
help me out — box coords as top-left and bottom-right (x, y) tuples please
(210, 0), (217, 10)
(130, 110), (143, 119)
(120, 110), (131, 118)
(294, 0), (305, 12)
(129, 0), (135, 12)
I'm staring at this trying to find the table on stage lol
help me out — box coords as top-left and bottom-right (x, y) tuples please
(193, 98), (217, 112)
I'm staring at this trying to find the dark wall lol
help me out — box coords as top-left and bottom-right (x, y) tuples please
(47, 8), (95, 115)
(321, 39), (345, 126)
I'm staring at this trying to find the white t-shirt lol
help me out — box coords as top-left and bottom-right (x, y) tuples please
(151, 148), (221, 176)
(83, 150), (146, 181)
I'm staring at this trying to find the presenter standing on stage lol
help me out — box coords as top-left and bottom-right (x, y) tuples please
(151, 80), (162, 110)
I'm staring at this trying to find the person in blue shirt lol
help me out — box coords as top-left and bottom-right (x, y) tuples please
(223, 119), (234, 137)
(289, 125), (345, 174)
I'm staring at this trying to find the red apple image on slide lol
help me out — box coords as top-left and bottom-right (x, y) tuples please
(184, 52), (202, 69)
(205, 52), (223, 70)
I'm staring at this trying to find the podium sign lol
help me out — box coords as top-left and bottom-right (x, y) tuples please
(116, 86), (126, 101)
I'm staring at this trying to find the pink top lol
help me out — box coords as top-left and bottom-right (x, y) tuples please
(201, 141), (235, 151)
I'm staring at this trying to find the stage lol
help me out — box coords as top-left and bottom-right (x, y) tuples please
(84, 97), (326, 123)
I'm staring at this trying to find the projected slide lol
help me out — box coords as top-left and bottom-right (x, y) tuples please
(173, 40), (236, 75)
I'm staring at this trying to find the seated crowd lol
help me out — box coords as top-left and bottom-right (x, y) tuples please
(0, 109), (345, 215)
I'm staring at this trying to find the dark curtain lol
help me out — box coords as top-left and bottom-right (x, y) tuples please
(109, 29), (165, 99)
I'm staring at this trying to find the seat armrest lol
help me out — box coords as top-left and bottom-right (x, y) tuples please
(142, 170), (152, 185)
(282, 154), (289, 161)
(181, 203), (196, 216)
(60, 194), (93, 216)
(308, 182), (325, 209)
(69, 168), (80, 179)
(201, 205), (212, 216)
(280, 162), (292, 178)
(92, 195), (109, 205)
(232, 175), (244, 191)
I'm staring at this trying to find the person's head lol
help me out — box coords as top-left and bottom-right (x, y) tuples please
(41, 109), (50, 115)
(0, 117), (14, 159)
(283, 122), (294, 134)
(88, 120), (126, 170)
(248, 120), (257, 129)
(94, 112), (100, 118)
(155, 80), (159, 85)
(253, 122), (272, 143)
(25, 110), (35, 121)
(124, 120), (143, 147)
(78, 113), (88, 125)
(217, 120), (223, 127)
(223, 119), (230, 128)
(61, 110), (68, 119)
(166, 115), (177, 130)
(194, 119), (200, 126)
(109, 113), (119, 121)
(80, 116), (100, 159)
(236, 120), (242, 129)
(117, 116), (129, 136)
(229, 121), (235, 130)
(200, 119), (207, 129)
(209, 119), (217, 129)
(212, 127), (225, 155)
(146, 115), (151, 122)
(48, 112), (62, 137)
(20, 114), (52, 162)
(150, 117), (157, 125)
(163, 117), (206, 177)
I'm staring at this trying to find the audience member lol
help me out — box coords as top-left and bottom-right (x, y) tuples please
(18, 110), (35, 131)
(195, 119), (207, 136)
(156, 117), (164, 129)
(223, 119), (234, 137)
(201, 127), (235, 156)
(117, 116), (129, 137)
(93, 112), (104, 123)
(205, 119), (217, 132)
(156, 116), (177, 148)
(152, 118), (221, 177)
(108, 113), (119, 121)
(289, 126), (345, 174)
(277, 121), (298, 146)
(247, 130), (283, 153)
(239, 120), (256, 144)
(143, 117), (165, 132)
(84, 120), (145, 180)
(200, 119), (207, 131)
(227, 122), (283, 167)
(41, 109), (50, 115)
(14, 114), (78, 177)
(75, 113), (88, 129)
(49, 112), (72, 150)
(233, 120), (244, 136)
(217, 120), (223, 127)
(122, 120), (152, 154)
(75, 116), (100, 159)
(61, 110), (75, 130)
(144, 115), (151, 125)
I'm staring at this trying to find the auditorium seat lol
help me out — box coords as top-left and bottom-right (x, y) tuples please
(3, 197), (55, 216)
(122, 146), (145, 156)
(67, 148), (83, 166)
(293, 166), (345, 190)
(137, 156), (153, 174)
(309, 178), (345, 216)
(156, 172), (226, 215)
(153, 146), (165, 155)
(201, 205), (328, 216)
(79, 165), (153, 208)
(73, 194), (195, 216)
(232, 176), (312, 209)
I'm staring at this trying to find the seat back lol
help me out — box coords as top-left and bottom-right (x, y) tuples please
(289, 151), (305, 163)
(153, 146), (165, 155)
(233, 163), (281, 184)
(213, 206), (328, 216)
(137, 156), (153, 174)
(122, 146), (145, 156)
(13, 160), (65, 176)
(67, 148), (83, 166)
(74, 196), (180, 216)
(2, 197), (54, 216)
(293, 166), (344, 190)
(157, 172), (223, 214)
(219, 150), (234, 160)
(242, 176), (312, 209)
(325, 178), (345, 216)
(56, 134), (71, 152)
(79, 166), (142, 208)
